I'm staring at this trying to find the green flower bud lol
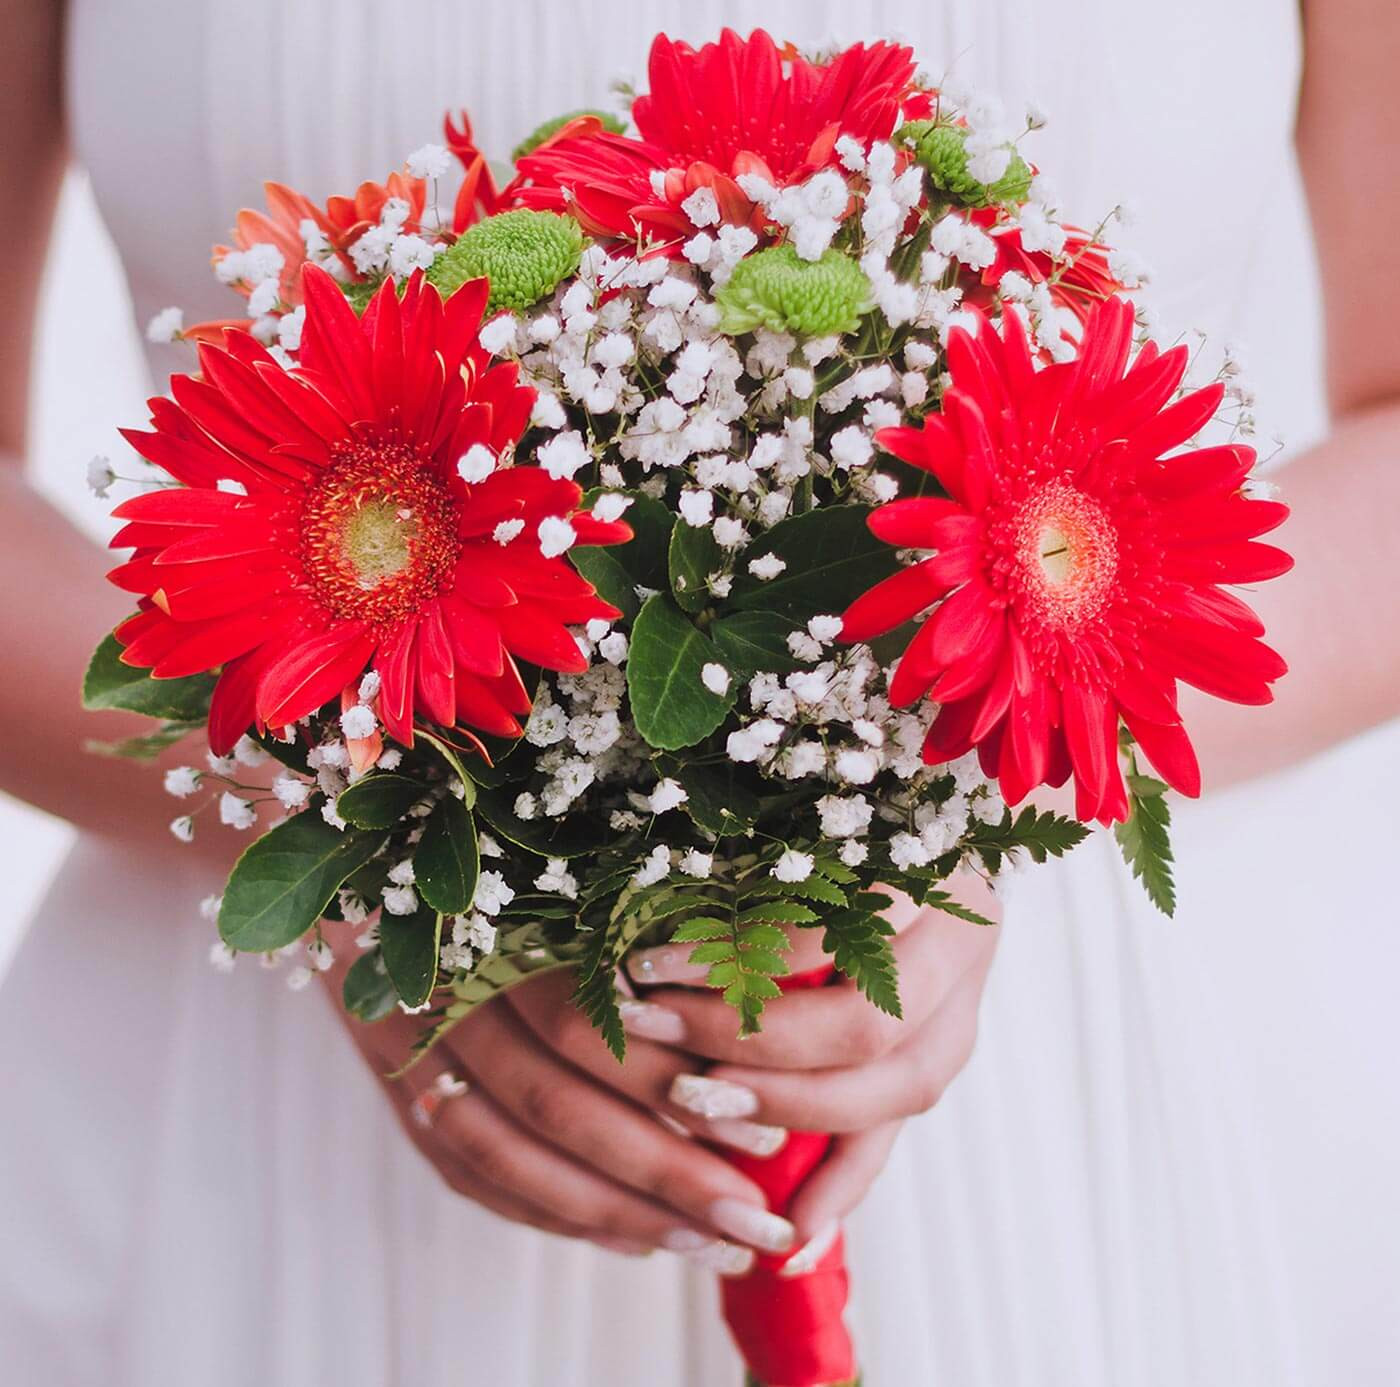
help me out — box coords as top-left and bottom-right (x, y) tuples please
(716, 244), (874, 338)
(427, 209), (586, 314)
(900, 121), (1032, 209)
(511, 109), (627, 164)
(340, 276), (384, 316)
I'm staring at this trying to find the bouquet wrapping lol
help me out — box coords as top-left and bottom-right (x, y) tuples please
(86, 29), (1291, 1386)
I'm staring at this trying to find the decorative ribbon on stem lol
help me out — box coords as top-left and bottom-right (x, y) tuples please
(712, 965), (859, 1387)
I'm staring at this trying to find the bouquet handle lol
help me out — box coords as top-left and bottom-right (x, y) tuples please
(711, 967), (860, 1387)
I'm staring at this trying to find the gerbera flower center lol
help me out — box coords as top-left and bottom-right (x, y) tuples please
(1012, 479), (1120, 634)
(300, 439), (460, 628)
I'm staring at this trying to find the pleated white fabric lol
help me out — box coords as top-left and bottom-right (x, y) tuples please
(3, 1), (1398, 1382)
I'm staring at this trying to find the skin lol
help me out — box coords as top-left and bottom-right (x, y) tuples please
(2, 0), (1398, 1259)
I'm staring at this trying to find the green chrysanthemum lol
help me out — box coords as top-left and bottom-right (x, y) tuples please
(716, 245), (874, 338)
(511, 109), (627, 164)
(341, 276), (385, 316)
(427, 209), (586, 314)
(900, 121), (1032, 209)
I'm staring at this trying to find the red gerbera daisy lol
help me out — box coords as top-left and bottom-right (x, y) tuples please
(504, 28), (917, 246)
(108, 265), (629, 756)
(973, 212), (1123, 327)
(841, 298), (1291, 823)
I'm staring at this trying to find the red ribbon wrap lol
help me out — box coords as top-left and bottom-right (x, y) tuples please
(711, 965), (858, 1387)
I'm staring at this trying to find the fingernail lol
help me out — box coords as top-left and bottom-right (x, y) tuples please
(619, 999), (686, 1044)
(779, 1221), (839, 1278)
(670, 1074), (760, 1120)
(592, 1235), (653, 1258)
(708, 1198), (795, 1254)
(664, 1229), (755, 1276)
(706, 1118), (788, 1158)
(632, 945), (710, 985)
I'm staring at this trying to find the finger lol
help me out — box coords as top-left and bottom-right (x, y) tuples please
(654, 909), (997, 1071)
(786, 1122), (903, 1245)
(425, 1074), (730, 1255)
(449, 1001), (797, 1254)
(507, 971), (789, 1159)
(698, 960), (986, 1132)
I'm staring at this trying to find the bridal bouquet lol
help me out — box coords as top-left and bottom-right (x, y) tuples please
(85, 28), (1291, 1387)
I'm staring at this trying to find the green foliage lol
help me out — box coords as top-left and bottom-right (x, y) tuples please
(415, 794), (479, 914)
(83, 632), (215, 723)
(571, 491), (674, 621)
(968, 803), (1090, 874)
(414, 730), (478, 806)
(84, 721), (200, 760)
(336, 773), (428, 830)
(716, 244), (874, 337)
(821, 907), (901, 1018)
(669, 517), (723, 614)
(574, 922), (628, 1061)
(626, 595), (735, 750)
(219, 811), (386, 953)
(672, 762), (761, 838)
(378, 902), (444, 1009)
(709, 611), (802, 677)
(921, 887), (997, 927)
(728, 507), (899, 619)
(1115, 770), (1177, 916)
(475, 786), (613, 858)
(342, 951), (399, 1023)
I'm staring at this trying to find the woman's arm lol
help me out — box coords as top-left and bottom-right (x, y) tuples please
(1178, 0), (1400, 788)
(0, 0), (216, 847)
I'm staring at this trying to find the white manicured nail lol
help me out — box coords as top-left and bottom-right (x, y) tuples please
(663, 1229), (754, 1276)
(592, 1235), (653, 1258)
(619, 999), (686, 1044)
(631, 946), (710, 984)
(779, 1221), (840, 1278)
(708, 1198), (795, 1254)
(671, 1074), (760, 1120)
(706, 1118), (788, 1158)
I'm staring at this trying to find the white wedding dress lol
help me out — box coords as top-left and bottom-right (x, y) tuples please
(4, 1), (1398, 1383)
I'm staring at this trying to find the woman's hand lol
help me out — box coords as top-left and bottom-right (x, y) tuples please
(619, 872), (1001, 1254)
(320, 919), (803, 1272)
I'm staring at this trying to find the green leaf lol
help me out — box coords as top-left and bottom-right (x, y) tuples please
(571, 491), (674, 620)
(219, 812), (387, 953)
(673, 762), (761, 837)
(342, 950), (399, 1022)
(743, 873), (849, 907)
(82, 631), (216, 722)
(336, 773), (427, 829)
(626, 594), (735, 750)
(922, 888), (997, 927)
(378, 903), (443, 1008)
(738, 901), (820, 926)
(709, 610), (803, 677)
(84, 721), (200, 760)
(669, 519), (723, 614)
(475, 787), (613, 858)
(969, 803), (1091, 872)
(1115, 772), (1177, 916)
(415, 730), (478, 807)
(415, 794), (480, 914)
(574, 925), (627, 1061)
(669, 916), (732, 942)
(727, 507), (899, 619)
(687, 939), (738, 965)
(822, 909), (902, 1018)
